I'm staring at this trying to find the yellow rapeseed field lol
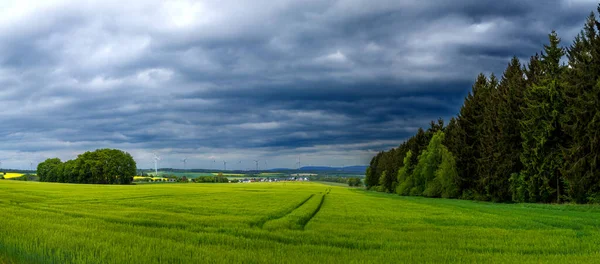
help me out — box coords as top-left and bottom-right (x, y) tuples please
(3, 173), (23, 179)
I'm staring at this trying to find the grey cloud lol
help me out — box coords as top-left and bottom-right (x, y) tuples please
(0, 0), (595, 169)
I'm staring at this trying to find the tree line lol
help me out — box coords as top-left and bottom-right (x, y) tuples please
(309, 175), (363, 187)
(38, 149), (136, 184)
(366, 6), (600, 204)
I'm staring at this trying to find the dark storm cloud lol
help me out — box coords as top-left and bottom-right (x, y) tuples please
(0, 0), (596, 169)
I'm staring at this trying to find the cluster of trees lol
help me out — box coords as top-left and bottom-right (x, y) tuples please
(347, 177), (363, 187)
(192, 175), (230, 183)
(38, 149), (136, 184)
(309, 175), (363, 187)
(367, 6), (600, 204)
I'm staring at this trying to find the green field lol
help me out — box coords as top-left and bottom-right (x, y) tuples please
(0, 181), (599, 263)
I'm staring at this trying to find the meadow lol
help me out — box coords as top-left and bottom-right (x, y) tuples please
(0, 181), (599, 263)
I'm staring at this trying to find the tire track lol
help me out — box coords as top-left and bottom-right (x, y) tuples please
(250, 194), (315, 228)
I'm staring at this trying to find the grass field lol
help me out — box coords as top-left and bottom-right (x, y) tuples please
(0, 181), (599, 263)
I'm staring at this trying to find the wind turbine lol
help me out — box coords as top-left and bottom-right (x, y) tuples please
(153, 153), (161, 177)
(253, 160), (259, 171)
(264, 160), (268, 170)
(212, 160), (216, 170)
(296, 156), (301, 170)
(181, 157), (188, 170)
(223, 161), (227, 171)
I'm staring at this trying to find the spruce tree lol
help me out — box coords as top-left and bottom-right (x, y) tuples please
(454, 73), (488, 198)
(563, 10), (600, 203)
(487, 57), (526, 202)
(520, 31), (566, 203)
(366, 152), (382, 189)
(477, 73), (501, 201)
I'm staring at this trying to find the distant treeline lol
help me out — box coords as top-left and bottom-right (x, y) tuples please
(367, 6), (600, 204)
(310, 175), (363, 187)
(38, 149), (136, 184)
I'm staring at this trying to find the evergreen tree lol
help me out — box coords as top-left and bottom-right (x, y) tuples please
(454, 73), (488, 198)
(486, 57), (526, 202)
(520, 31), (566, 203)
(365, 152), (382, 189)
(477, 73), (501, 201)
(562, 10), (600, 203)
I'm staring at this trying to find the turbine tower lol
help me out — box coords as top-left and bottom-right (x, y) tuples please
(181, 157), (188, 170)
(153, 153), (161, 177)
(223, 161), (227, 171)
(254, 160), (259, 171)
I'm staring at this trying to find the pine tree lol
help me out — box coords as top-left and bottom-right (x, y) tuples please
(520, 31), (566, 203)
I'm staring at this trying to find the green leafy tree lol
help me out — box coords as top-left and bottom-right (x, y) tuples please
(378, 171), (388, 192)
(396, 150), (413, 195)
(413, 131), (460, 198)
(37, 149), (136, 184)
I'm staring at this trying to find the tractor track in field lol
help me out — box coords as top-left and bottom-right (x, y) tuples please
(260, 188), (331, 230)
(251, 194), (315, 228)
(299, 192), (326, 230)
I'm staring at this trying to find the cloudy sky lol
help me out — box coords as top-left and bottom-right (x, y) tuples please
(0, 0), (596, 170)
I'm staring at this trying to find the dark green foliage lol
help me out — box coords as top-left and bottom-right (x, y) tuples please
(366, 4), (600, 204)
(347, 177), (363, 187)
(562, 11), (600, 203)
(365, 153), (381, 189)
(454, 73), (488, 197)
(520, 31), (566, 203)
(37, 149), (136, 184)
(193, 176), (229, 183)
(478, 58), (527, 202)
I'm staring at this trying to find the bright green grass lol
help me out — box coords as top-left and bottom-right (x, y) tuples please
(0, 181), (599, 263)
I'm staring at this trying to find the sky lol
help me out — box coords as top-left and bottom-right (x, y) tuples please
(0, 0), (597, 170)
